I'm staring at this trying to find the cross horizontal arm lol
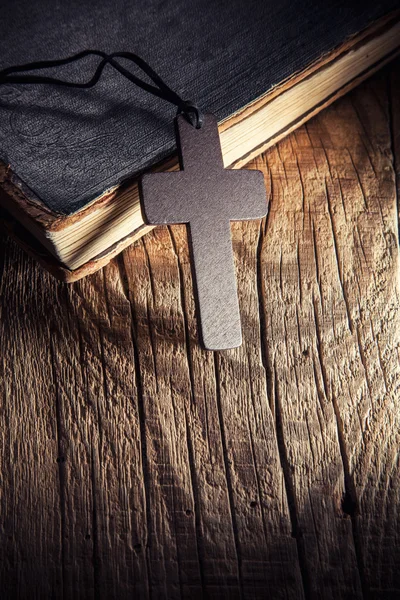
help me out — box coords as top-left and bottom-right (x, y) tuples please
(140, 171), (194, 224)
(141, 168), (267, 225)
(220, 168), (267, 221)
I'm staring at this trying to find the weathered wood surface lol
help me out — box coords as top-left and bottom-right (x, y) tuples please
(0, 63), (399, 599)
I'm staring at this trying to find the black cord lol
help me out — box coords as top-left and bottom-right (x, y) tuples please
(0, 49), (204, 128)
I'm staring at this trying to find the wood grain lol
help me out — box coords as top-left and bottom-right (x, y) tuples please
(0, 63), (399, 599)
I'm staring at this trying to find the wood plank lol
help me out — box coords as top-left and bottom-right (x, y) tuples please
(0, 238), (62, 597)
(259, 67), (400, 598)
(0, 63), (399, 599)
(309, 72), (400, 598)
(121, 230), (205, 599)
(52, 262), (149, 599)
(335, 70), (400, 598)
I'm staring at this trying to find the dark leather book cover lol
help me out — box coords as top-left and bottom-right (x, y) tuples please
(0, 0), (398, 216)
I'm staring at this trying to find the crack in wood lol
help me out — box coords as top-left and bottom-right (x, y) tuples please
(168, 226), (207, 596)
(117, 252), (153, 599)
(273, 364), (311, 599)
(49, 332), (67, 600)
(324, 179), (354, 334)
(213, 353), (245, 600)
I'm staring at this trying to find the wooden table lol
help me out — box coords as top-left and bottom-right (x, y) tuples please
(0, 62), (399, 600)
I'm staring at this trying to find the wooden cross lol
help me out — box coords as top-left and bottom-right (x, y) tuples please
(140, 113), (267, 350)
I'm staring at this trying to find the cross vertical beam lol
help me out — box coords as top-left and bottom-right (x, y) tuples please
(189, 216), (242, 348)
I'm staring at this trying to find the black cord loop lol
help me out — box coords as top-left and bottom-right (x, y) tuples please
(177, 100), (204, 129)
(0, 50), (204, 128)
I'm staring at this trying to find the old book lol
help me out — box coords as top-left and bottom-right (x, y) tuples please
(0, 0), (399, 281)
